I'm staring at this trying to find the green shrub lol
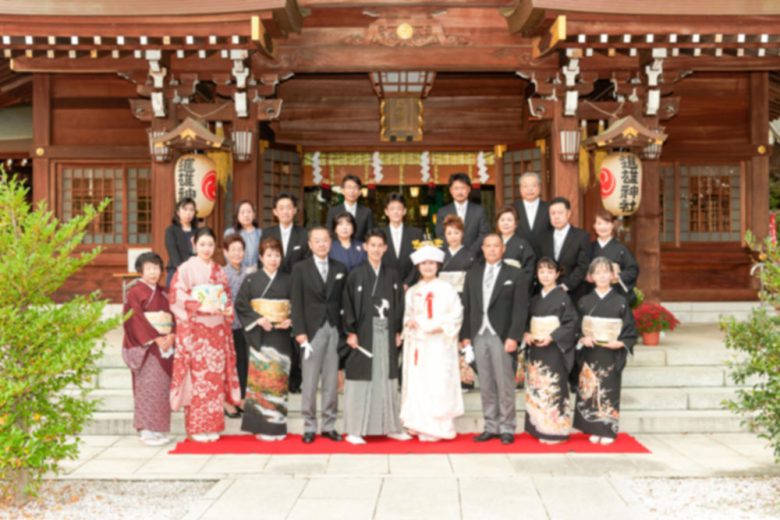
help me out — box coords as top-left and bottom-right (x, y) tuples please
(721, 231), (780, 461)
(0, 172), (122, 505)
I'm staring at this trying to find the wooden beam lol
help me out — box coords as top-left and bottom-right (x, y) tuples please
(129, 99), (283, 122)
(33, 145), (149, 160)
(516, 0), (780, 17)
(0, 1), (286, 16)
(254, 45), (545, 72)
(300, 0), (514, 5)
(531, 14), (566, 58)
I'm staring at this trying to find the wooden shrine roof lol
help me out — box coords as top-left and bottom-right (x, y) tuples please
(0, 1), (778, 75)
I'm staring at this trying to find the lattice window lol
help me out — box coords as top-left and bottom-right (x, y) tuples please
(261, 148), (302, 228)
(127, 167), (152, 244)
(660, 162), (742, 243)
(60, 163), (152, 245)
(502, 147), (544, 206)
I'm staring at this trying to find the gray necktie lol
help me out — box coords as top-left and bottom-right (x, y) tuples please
(318, 260), (328, 282)
(483, 264), (496, 305)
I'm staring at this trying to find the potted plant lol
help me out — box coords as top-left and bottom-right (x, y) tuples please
(633, 302), (680, 346)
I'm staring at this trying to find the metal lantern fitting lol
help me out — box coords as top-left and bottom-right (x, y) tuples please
(559, 130), (580, 162)
(147, 128), (170, 162)
(231, 129), (254, 162)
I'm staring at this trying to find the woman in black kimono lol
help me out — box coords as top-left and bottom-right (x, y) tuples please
(342, 230), (409, 445)
(235, 237), (293, 441)
(574, 256), (638, 445)
(522, 257), (578, 444)
(496, 205), (536, 281)
(590, 209), (640, 305)
(434, 214), (477, 388)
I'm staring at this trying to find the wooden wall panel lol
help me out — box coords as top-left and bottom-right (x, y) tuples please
(659, 72), (758, 301)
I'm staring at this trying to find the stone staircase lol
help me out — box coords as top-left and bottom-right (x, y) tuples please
(84, 316), (752, 435)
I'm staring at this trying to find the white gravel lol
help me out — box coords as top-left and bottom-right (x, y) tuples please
(629, 477), (780, 520)
(0, 480), (216, 520)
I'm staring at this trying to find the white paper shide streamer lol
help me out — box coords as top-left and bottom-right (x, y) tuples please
(420, 151), (431, 183)
(311, 151), (323, 184)
(372, 151), (384, 184)
(477, 151), (489, 184)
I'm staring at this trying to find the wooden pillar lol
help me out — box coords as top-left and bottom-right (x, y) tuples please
(151, 108), (176, 264)
(549, 100), (581, 225)
(31, 74), (51, 205)
(232, 102), (260, 211)
(635, 158), (662, 304)
(749, 72), (770, 240)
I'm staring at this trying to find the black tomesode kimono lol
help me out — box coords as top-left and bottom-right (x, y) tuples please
(405, 245), (475, 288)
(503, 234), (537, 282)
(573, 289), (638, 439)
(523, 286), (578, 442)
(590, 238), (640, 305)
(341, 262), (405, 436)
(235, 269), (293, 437)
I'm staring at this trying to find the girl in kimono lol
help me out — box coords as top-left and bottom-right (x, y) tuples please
(400, 244), (465, 441)
(574, 257), (638, 445)
(495, 205), (536, 280)
(522, 257), (578, 444)
(235, 238), (294, 441)
(122, 252), (175, 446)
(164, 197), (197, 287)
(169, 227), (241, 443)
(590, 209), (640, 305)
(223, 200), (262, 271)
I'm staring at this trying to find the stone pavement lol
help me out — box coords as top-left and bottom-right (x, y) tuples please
(54, 433), (779, 519)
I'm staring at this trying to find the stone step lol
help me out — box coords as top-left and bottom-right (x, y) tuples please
(95, 363), (734, 390)
(664, 301), (768, 324)
(81, 409), (747, 436)
(89, 386), (740, 414)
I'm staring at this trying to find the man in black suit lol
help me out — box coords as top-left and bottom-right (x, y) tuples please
(325, 174), (374, 241)
(435, 173), (491, 255)
(460, 233), (529, 445)
(512, 172), (551, 259)
(262, 192), (309, 274)
(263, 192), (310, 394)
(540, 196), (590, 302)
(291, 227), (348, 444)
(379, 193), (424, 286)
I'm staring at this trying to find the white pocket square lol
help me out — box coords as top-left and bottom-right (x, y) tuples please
(336, 273), (344, 280)
(293, 245), (301, 250)
(503, 280), (513, 286)
(357, 285), (363, 292)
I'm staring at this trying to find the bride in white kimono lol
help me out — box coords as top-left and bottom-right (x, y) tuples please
(400, 244), (465, 441)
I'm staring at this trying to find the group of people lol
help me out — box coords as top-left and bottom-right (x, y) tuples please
(123, 170), (639, 448)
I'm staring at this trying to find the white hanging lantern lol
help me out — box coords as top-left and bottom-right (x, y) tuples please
(559, 130), (580, 162)
(599, 152), (642, 216)
(174, 153), (218, 218)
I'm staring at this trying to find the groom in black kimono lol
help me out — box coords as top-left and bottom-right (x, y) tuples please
(341, 230), (409, 444)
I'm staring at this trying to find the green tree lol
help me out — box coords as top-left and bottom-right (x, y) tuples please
(0, 171), (122, 505)
(721, 231), (780, 460)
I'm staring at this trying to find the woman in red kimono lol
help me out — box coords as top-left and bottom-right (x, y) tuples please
(169, 227), (241, 443)
(122, 252), (175, 446)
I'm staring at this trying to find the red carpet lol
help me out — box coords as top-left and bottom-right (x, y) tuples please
(169, 433), (649, 455)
